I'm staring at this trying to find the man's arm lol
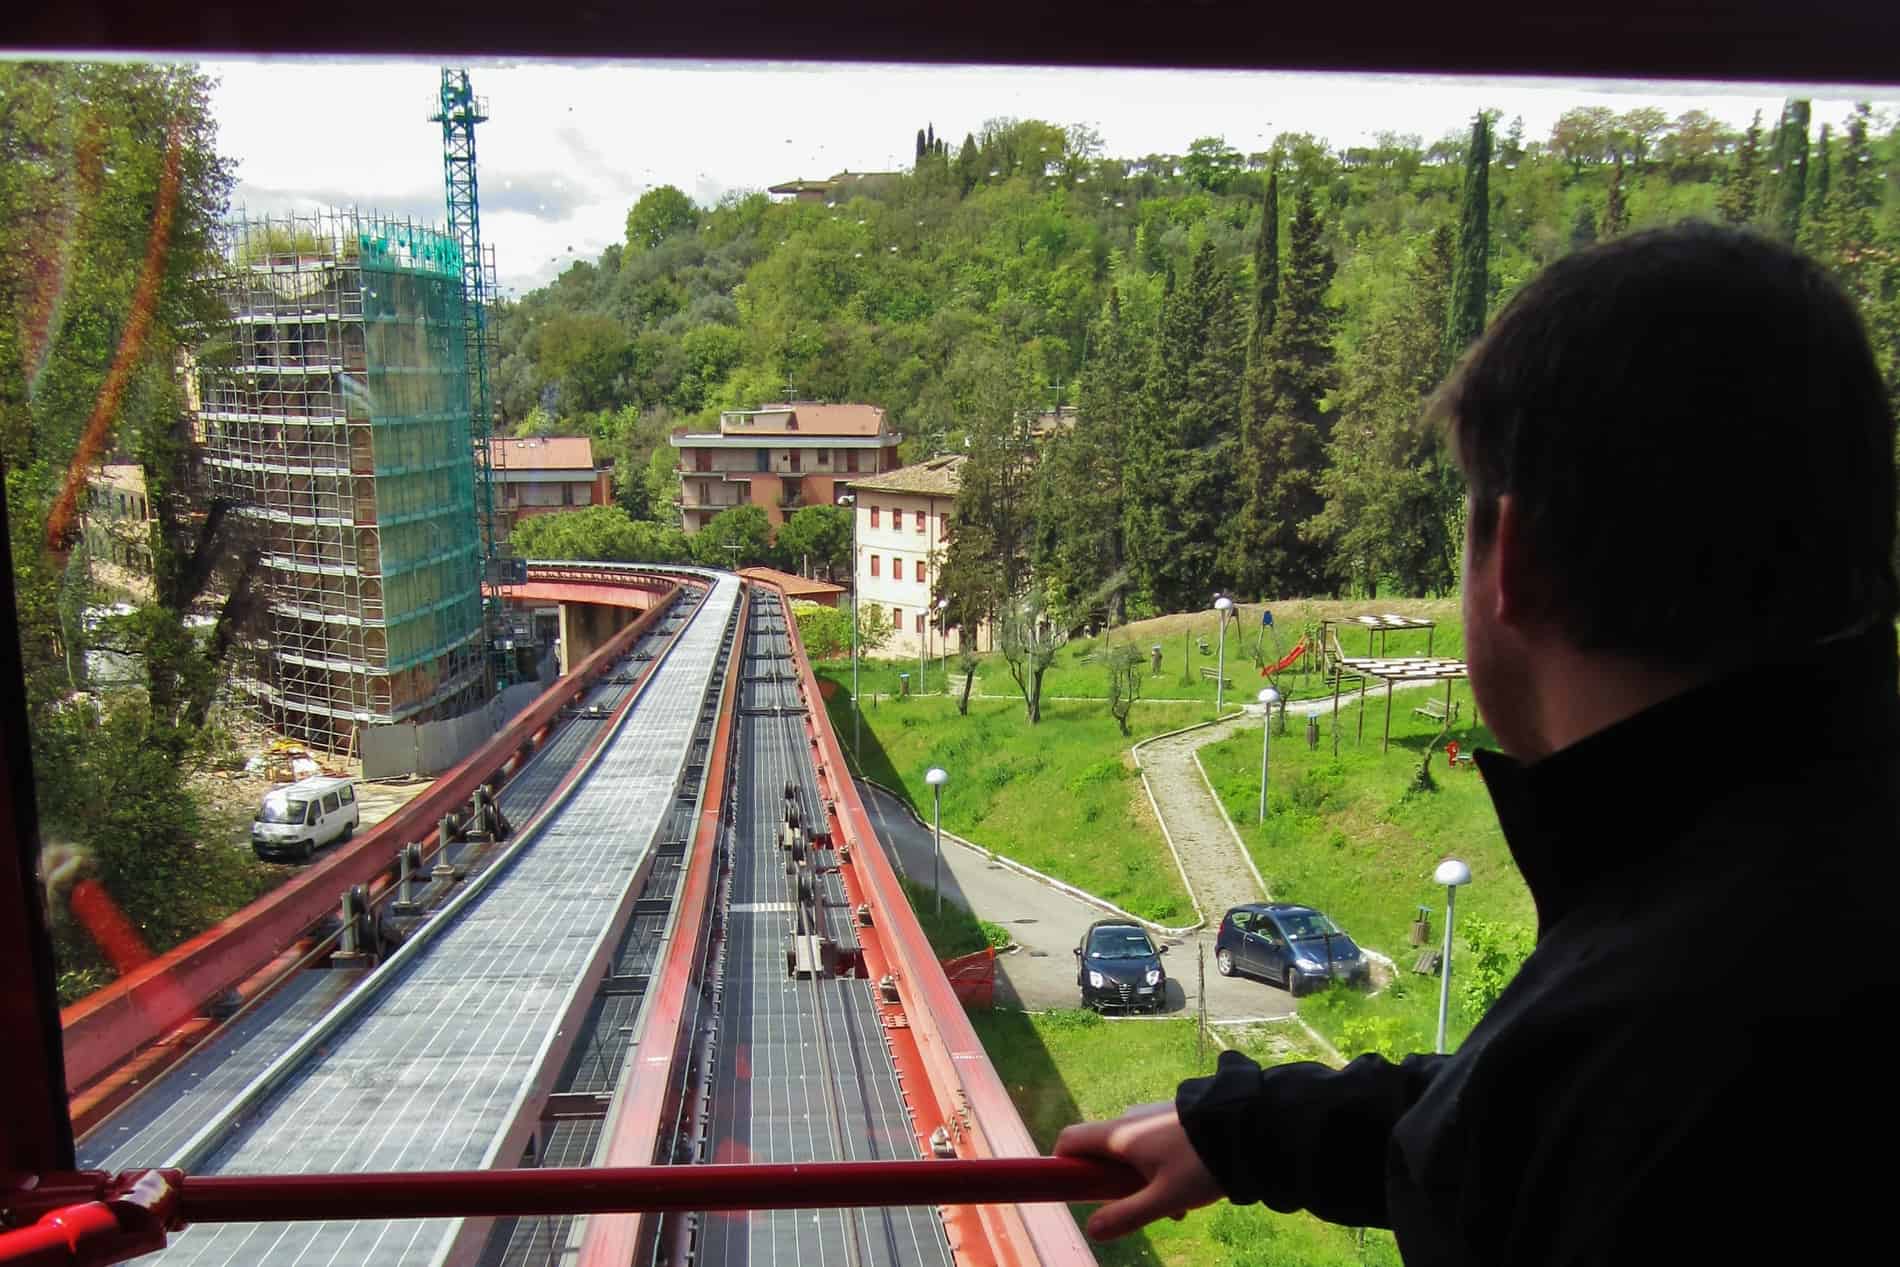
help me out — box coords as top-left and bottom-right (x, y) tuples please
(1055, 1047), (1447, 1240)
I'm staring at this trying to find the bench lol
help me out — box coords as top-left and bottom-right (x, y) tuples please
(1413, 697), (1460, 725)
(1198, 666), (1231, 689)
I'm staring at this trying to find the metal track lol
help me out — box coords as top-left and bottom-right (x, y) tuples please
(122, 575), (742, 1267)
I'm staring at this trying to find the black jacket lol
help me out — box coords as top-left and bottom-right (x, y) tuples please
(1176, 625), (1900, 1264)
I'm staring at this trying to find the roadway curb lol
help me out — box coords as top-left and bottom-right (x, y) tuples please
(856, 776), (1204, 939)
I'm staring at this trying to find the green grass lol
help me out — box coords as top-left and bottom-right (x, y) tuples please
(970, 1009), (1400, 1267)
(901, 876), (1012, 957)
(816, 663), (1203, 924)
(1197, 678), (1533, 1052)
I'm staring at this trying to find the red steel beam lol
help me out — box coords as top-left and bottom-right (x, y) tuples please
(59, 579), (693, 1093)
(575, 584), (750, 1267)
(498, 581), (665, 610)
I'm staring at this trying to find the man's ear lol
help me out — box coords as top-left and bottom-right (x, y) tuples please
(1489, 494), (1546, 634)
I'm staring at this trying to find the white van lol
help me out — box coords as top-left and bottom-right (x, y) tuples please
(252, 777), (360, 862)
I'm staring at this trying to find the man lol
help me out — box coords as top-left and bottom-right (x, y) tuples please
(1055, 223), (1900, 1263)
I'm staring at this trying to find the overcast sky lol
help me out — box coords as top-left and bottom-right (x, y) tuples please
(186, 57), (1899, 295)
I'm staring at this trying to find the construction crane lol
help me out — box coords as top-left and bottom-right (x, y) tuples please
(430, 67), (519, 692)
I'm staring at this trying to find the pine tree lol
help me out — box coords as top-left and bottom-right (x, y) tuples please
(1600, 155), (1629, 238)
(1225, 178), (1280, 587)
(1440, 113), (1491, 377)
(1239, 183), (1337, 598)
(1718, 111), (1764, 226)
(1250, 172), (1280, 354)
(1178, 244), (1246, 593)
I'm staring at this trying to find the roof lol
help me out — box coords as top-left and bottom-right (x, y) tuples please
(492, 435), (595, 471)
(847, 454), (964, 497)
(736, 566), (847, 599)
(768, 178), (835, 194)
(721, 402), (888, 438)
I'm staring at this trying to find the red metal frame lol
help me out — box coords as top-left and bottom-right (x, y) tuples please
(59, 579), (692, 1095)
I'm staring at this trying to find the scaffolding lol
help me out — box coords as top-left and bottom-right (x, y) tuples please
(198, 210), (486, 752)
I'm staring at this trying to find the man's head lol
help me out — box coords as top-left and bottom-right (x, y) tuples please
(1437, 222), (1896, 754)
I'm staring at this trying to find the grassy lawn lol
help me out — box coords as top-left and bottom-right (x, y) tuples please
(971, 1009), (1400, 1267)
(816, 662), (1203, 925)
(1197, 678), (1533, 1053)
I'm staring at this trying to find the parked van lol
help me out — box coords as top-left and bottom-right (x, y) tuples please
(252, 776), (359, 862)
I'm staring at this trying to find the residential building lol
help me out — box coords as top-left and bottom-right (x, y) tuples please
(766, 170), (904, 206)
(671, 401), (901, 534)
(493, 435), (613, 538)
(846, 454), (989, 660)
(82, 463), (155, 575)
(195, 210), (485, 753)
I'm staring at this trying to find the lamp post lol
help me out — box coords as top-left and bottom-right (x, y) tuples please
(937, 598), (950, 687)
(925, 767), (949, 916)
(1213, 595), (1233, 714)
(1433, 858), (1472, 1054)
(837, 493), (859, 759)
(1257, 687), (1280, 824)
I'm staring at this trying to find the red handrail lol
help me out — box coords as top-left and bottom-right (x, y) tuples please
(1, 1159), (1141, 1267)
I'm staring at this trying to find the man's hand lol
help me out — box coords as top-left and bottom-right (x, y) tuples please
(1053, 1101), (1224, 1241)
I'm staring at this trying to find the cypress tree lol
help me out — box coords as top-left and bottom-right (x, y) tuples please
(1250, 172), (1280, 354)
(1769, 98), (1811, 240)
(1225, 176), (1280, 587)
(916, 128), (927, 163)
(1440, 113), (1491, 377)
(1719, 111), (1764, 226)
(956, 133), (980, 195)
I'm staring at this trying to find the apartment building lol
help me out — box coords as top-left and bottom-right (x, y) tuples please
(672, 401), (901, 533)
(846, 454), (987, 659)
(493, 435), (613, 538)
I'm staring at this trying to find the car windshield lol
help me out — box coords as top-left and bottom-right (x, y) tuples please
(1280, 912), (1344, 940)
(1087, 928), (1155, 959)
(256, 798), (310, 825)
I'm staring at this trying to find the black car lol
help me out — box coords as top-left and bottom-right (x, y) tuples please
(1074, 919), (1168, 1013)
(1215, 902), (1370, 996)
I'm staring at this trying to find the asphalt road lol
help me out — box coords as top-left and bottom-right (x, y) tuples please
(855, 779), (1295, 1021)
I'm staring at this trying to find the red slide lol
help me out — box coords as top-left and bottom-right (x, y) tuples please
(1260, 637), (1306, 676)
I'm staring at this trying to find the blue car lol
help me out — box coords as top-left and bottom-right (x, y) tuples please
(1075, 919), (1168, 1013)
(1215, 903), (1370, 996)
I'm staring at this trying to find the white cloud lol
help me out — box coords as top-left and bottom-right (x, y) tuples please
(187, 55), (1899, 295)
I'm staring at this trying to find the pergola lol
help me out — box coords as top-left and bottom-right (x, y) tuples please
(1322, 620), (1467, 753)
(1339, 613), (1438, 657)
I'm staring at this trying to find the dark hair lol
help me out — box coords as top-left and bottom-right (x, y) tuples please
(1436, 221), (1897, 666)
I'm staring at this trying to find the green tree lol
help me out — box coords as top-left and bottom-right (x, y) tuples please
(1243, 183), (1338, 597)
(1312, 226), (1461, 595)
(956, 133), (980, 196)
(509, 504), (693, 563)
(777, 504), (853, 581)
(624, 185), (698, 252)
(1600, 155), (1629, 238)
(1440, 113), (1491, 376)
(1182, 136), (1245, 193)
(1717, 111), (1765, 226)
(997, 589), (1066, 724)
(1103, 640), (1144, 736)
(1767, 99), (1811, 240)
(691, 504), (779, 569)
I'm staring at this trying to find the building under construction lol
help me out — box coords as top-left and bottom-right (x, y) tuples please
(195, 210), (487, 752)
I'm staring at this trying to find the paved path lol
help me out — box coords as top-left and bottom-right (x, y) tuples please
(855, 780), (1293, 1021)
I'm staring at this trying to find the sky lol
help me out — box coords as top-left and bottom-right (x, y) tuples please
(185, 57), (1900, 296)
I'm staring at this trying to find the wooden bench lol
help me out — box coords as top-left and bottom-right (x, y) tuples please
(1198, 666), (1231, 689)
(1413, 697), (1460, 725)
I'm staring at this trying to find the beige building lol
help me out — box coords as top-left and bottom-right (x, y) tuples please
(846, 455), (989, 660)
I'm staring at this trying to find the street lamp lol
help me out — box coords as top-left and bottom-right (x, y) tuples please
(837, 492), (859, 760)
(925, 767), (949, 916)
(1433, 858), (1472, 1054)
(1257, 687), (1280, 824)
(937, 598), (950, 687)
(1212, 595), (1234, 714)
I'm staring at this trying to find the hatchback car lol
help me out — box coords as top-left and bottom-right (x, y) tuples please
(1074, 919), (1168, 1013)
(1215, 902), (1369, 996)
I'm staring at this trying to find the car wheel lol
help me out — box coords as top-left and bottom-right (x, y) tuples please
(341, 822), (354, 841)
(300, 838), (315, 862)
(1284, 965), (1303, 997)
(1216, 948), (1235, 977)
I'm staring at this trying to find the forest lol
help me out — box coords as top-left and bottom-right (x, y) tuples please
(490, 103), (1900, 625)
